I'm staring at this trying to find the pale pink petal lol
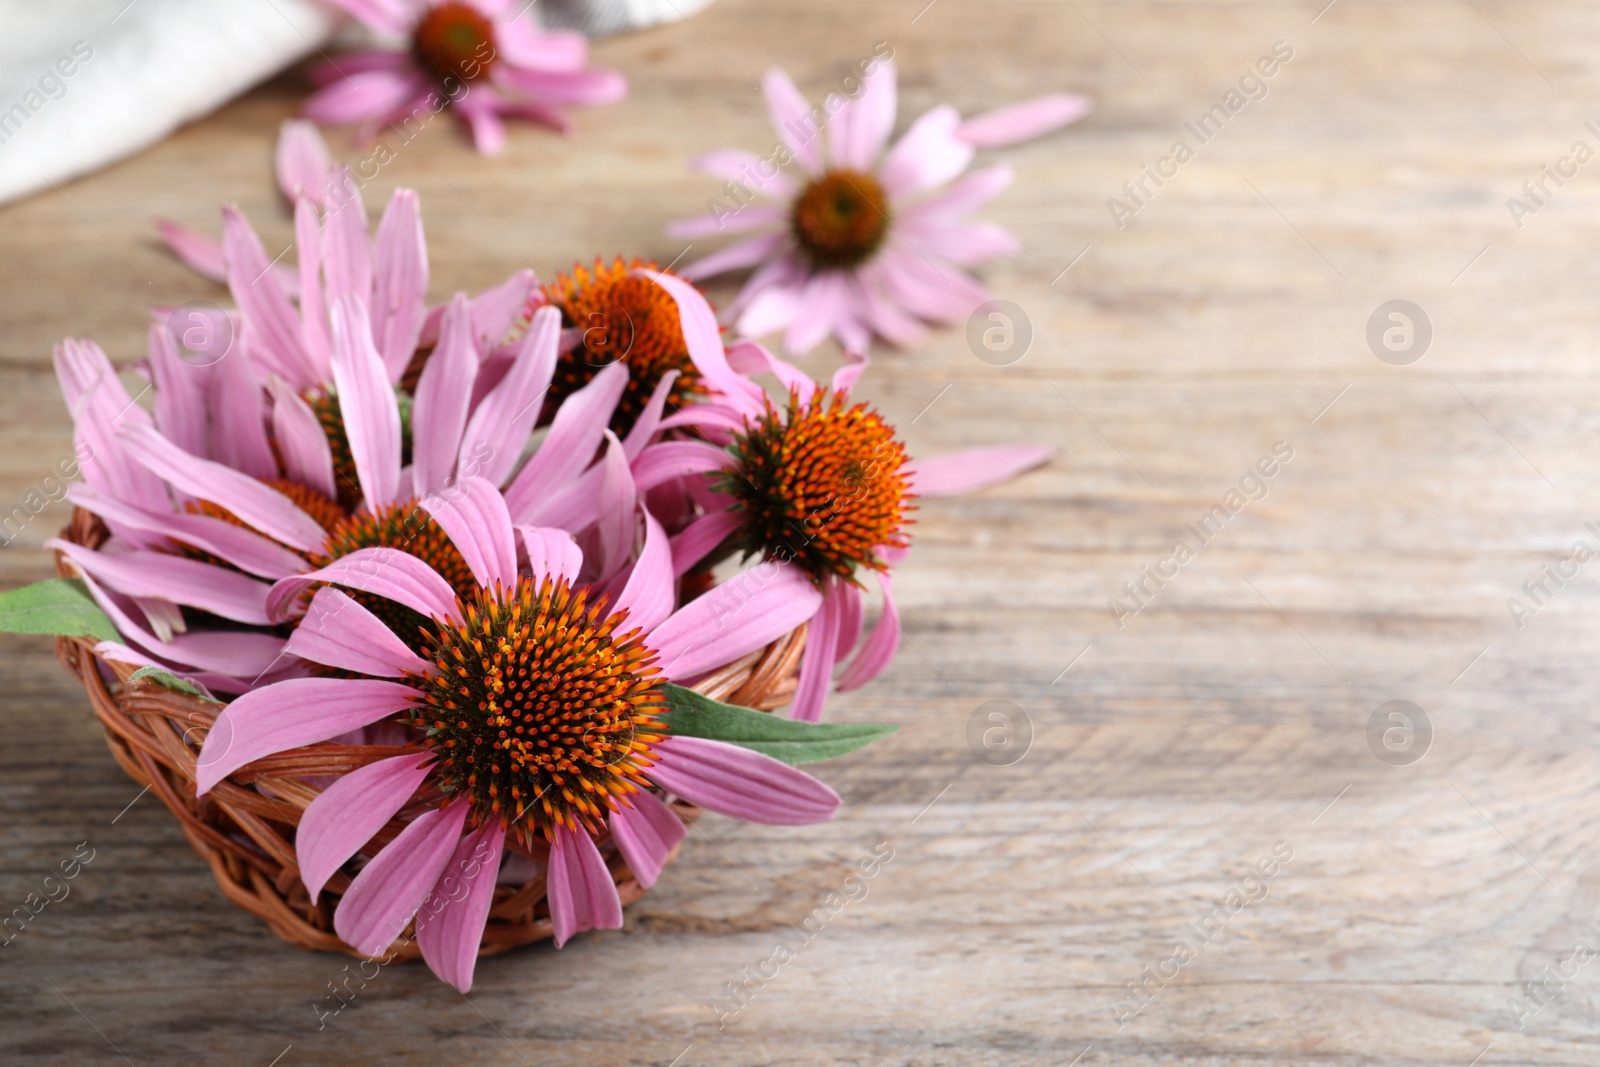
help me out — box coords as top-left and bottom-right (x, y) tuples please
(370, 189), (430, 382)
(649, 561), (822, 682)
(844, 58), (897, 168)
(835, 579), (864, 660)
(295, 197), (332, 383)
(330, 295), (402, 510)
(608, 791), (685, 889)
(831, 350), (868, 394)
(321, 166), (373, 305)
(879, 105), (973, 199)
(896, 219), (1019, 265)
(855, 260), (928, 346)
(67, 484), (307, 580)
(207, 343), (278, 481)
(612, 511), (672, 633)
(789, 577), (844, 722)
(649, 736), (840, 825)
(416, 820), (506, 991)
(195, 678), (419, 795)
(419, 477), (517, 592)
(833, 290), (872, 353)
(335, 802), (470, 957)
(957, 93), (1092, 147)
(503, 359), (624, 522)
(726, 339), (818, 401)
(731, 262), (808, 340)
(668, 510), (741, 577)
(622, 370), (678, 461)
(266, 547), (461, 625)
(94, 641), (300, 698)
(454, 92), (507, 155)
(73, 570), (287, 679)
(898, 164), (1012, 222)
(636, 269), (765, 415)
(493, 66), (627, 106)
(118, 424), (328, 553)
(155, 219), (226, 283)
(518, 526), (582, 584)
(686, 148), (798, 199)
(411, 293), (478, 496)
(493, 97), (572, 133)
(495, 18), (586, 68)
(51, 539), (272, 626)
(285, 586), (432, 677)
(268, 378), (340, 502)
(785, 270), (849, 355)
(470, 269), (538, 351)
(222, 206), (314, 384)
(546, 823), (623, 948)
(673, 231), (787, 278)
(146, 320), (211, 457)
(630, 441), (731, 496)
(459, 306), (559, 488)
(906, 444), (1051, 496)
(666, 206), (787, 241)
(877, 246), (987, 323)
(762, 68), (823, 175)
(297, 752), (433, 901)
(275, 119), (333, 204)
(304, 70), (429, 125)
(593, 432), (637, 581)
(839, 570), (899, 690)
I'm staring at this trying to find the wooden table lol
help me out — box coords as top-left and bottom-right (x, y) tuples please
(4, 1), (1599, 1063)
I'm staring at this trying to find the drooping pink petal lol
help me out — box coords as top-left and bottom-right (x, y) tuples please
(73, 570), (287, 680)
(118, 424), (329, 553)
(839, 570), (900, 690)
(762, 68), (823, 175)
(304, 70), (430, 126)
(789, 576), (843, 722)
(495, 17), (587, 69)
(593, 432), (637, 581)
(67, 484), (307, 580)
(494, 65), (627, 106)
(672, 231), (788, 278)
(297, 752), (434, 901)
(411, 295), (478, 495)
(668, 510), (742, 577)
(155, 219), (226, 283)
(222, 206), (314, 385)
(835, 578), (864, 660)
(785, 269), (850, 355)
(842, 58), (897, 169)
(686, 148), (798, 199)
(195, 678), (419, 795)
(630, 440), (733, 493)
(855, 260), (928, 346)
(266, 547), (461, 625)
(454, 92), (507, 155)
(730, 264), (807, 339)
(50, 539), (272, 626)
(416, 820), (506, 991)
(898, 163), (1013, 222)
(469, 269), (537, 352)
(335, 802), (471, 957)
(612, 512), (673, 633)
(638, 269), (765, 415)
(608, 790), (685, 889)
(321, 166), (373, 306)
(285, 586), (432, 677)
(268, 378), (340, 502)
(879, 105), (973, 200)
(876, 245), (987, 323)
(518, 526), (583, 585)
(419, 477), (517, 592)
(370, 189), (430, 382)
(905, 444), (1051, 497)
(831, 350), (868, 395)
(502, 359), (624, 522)
(649, 561), (823, 682)
(622, 369), (678, 461)
(546, 823), (623, 948)
(329, 295), (402, 510)
(459, 305), (559, 488)
(895, 218), (1019, 265)
(666, 205), (787, 240)
(95, 641), (300, 698)
(275, 119), (333, 204)
(146, 320), (211, 458)
(957, 93), (1092, 147)
(727, 339), (818, 401)
(207, 342), (278, 481)
(649, 736), (840, 825)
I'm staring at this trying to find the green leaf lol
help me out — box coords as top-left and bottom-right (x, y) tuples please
(0, 578), (118, 643)
(659, 683), (897, 765)
(128, 666), (219, 703)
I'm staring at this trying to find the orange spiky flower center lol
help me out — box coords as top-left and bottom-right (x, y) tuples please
(542, 258), (708, 435)
(720, 389), (913, 584)
(791, 170), (891, 270)
(412, 1), (498, 86)
(410, 576), (666, 842)
(311, 499), (477, 651)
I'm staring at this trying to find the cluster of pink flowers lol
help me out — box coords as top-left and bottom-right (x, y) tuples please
(44, 123), (1049, 989)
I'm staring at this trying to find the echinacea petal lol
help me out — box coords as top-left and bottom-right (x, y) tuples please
(304, 70), (430, 126)
(454, 92), (507, 156)
(666, 205), (787, 240)
(285, 586), (432, 677)
(206, 342), (278, 481)
(294, 197), (333, 383)
(686, 148), (798, 200)
(118, 424), (329, 553)
(608, 791), (685, 889)
(612, 511), (673, 634)
(275, 119), (333, 204)
(154, 219), (226, 283)
(835, 578), (864, 660)
(789, 576), (843, 722)
(503, 358), (624, 522)
(459, 305), (559, 488)
(222, 206), (315, 385)
(637, 269), (766, 415)
(897, 163), (1013, 222)
(905, 444), (1051, 496)
(648, 736), (841, 825)
(762, 68), (823, 175)
(785, 270), (849, 355)
(335, 802), (471, 957)
(297, 752), (434, 901)
(67, 484), (307, 581)
(593, 432), (637, 581)
(493, 66), (627, 107)
(956, 92), (1092, 147)
(879, 104), (973, 199)
(671, 231), (787, 278)
(727, 339), (818, 400)
(839, 570), (900, 690)
(321, 166), (373, 305)
(411, 293), (478, 496)
(74, 571), (287, 679)
(546, 822), (623, 948)
(268, 378), (340, 502)
(844, 57), (897, 168)
(518, 526), (583, 585)
(419, 477), (517, 592)
(329, 295), (402, 510)
(649, 561), (823, 682)
(895, 219), (1019, 265)
(622, 369), (678, 461)
(371, 189), (430, 383)
(629, 440), (733, 493)
(668, 510), (742, 577)
(50, 539), (272, 626)
(146, 319), (211, 458)
(267, 547), (461, 624)
(416, 820), (506, 991)
(195, 678), (419, 795)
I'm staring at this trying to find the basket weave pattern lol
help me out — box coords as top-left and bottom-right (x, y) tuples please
(55, 507), (807, 960)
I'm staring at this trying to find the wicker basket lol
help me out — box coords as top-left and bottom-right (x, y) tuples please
(54, 507), (806, 961)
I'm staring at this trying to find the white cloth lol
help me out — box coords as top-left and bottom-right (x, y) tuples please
(0, 0), (713, 206)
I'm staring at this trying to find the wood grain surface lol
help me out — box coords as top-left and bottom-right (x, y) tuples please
(4, 1), (1600, 1064)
